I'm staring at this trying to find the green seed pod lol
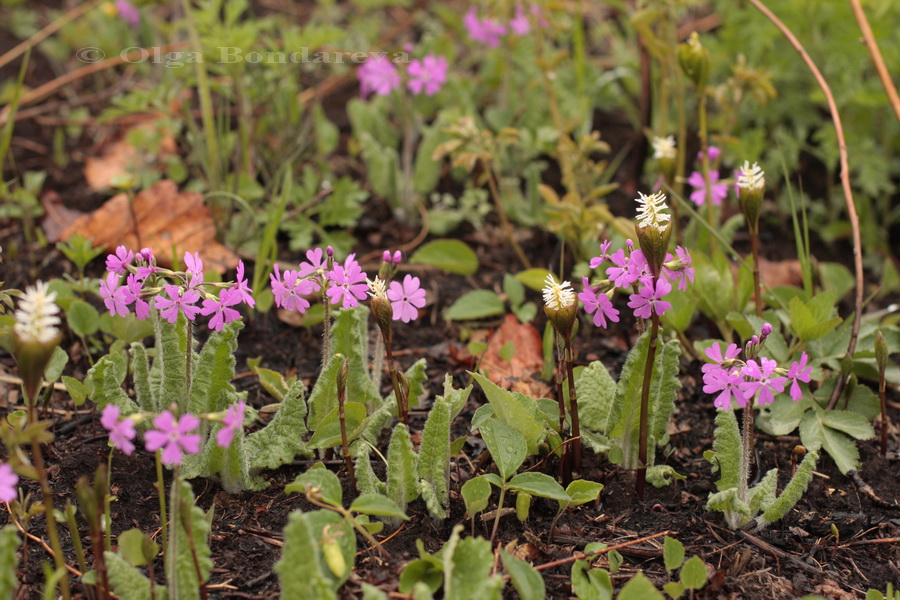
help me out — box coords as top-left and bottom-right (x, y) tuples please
(678, 32), (710, 90)
(875, 331), (888, 375)
(516, 492), (532, 522)
(322, 532), (346, 578)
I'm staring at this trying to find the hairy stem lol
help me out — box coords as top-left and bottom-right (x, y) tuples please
(749, 227), (763, 318)
(155, 452), (168, 558)
(179, 485), (209, 600)
(636, 314), (661, 500)
(381, 329), (408, 426)
(564, 339), (581, 477)
(338, 363), (356, 488)
(879, 364), (888, 457)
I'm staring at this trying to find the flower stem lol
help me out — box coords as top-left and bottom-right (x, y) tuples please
(381, 328), (408, 426)
(490, 485), (508, 545)
(29, 429), (72, 599)
(749, 227), (763, 318)
(564, 338), (581, 477)
(635, 313), (660, 500)
(879, 362), (888, 457)
(185, 318), (193, 409)
(155, 451), (168, 558)
(739, 398), (755, 504)
(167, 467), (180, 600)
(337, 358), (356, 488)
(553, 335), (569, 481)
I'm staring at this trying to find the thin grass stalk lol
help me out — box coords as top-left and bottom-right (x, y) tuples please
(744, 0), (863, 410)
(848, 0), (900, 126)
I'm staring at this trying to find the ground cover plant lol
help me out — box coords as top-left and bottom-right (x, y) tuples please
(0, 0), (899, 598)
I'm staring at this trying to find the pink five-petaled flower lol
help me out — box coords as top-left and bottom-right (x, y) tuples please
(200, 287), (242, 332)
(270, 266), (314, 313)
(578, 277), (620, 329)
(100, 272), (131, 317)
(105, 246), (134, 275)
(216, 401), (246, 448)
(407, 54), (449, 97)
(739, 357), (787, 406)
(326, 255), (369, 309)
(100, 404), (137, 455)
(627, 277), (673, 319)
(124, 273), (151, 320)
(184, 251), (204, 287)
(786, 352), (812, 402)
(463, 7), (507, 47)
(387, 274), (426, 323)
(702, 342), (741, 374)
(703, 367), (747, 410)
(589, 240), (613, 269)
(358, 58), (401, 98)
(298, 248), (326, 279)
(0, 463), (19, 503)
(234, 261), (255, 308)
(662, 246), (695, 292)
(687, 170), (729, 207)
(115, 0), (140, 28)
(143, 411), (201, 466)
(154, 284), (202, 323)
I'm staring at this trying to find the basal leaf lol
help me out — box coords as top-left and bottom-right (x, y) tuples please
(350, 494), (409, 520)
(500, 551), (545, 600)
(411, 239), (479, 276)
(308, 402), (368, 449)
(471, 372), (545, 455)
(461, 475), (493, 517)
(445, 291), (505, 321)
(508, 472), (570, 502)
(479, 419), (526, 481)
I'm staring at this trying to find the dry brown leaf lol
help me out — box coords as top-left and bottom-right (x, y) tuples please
(84, 120), (177, 191)
(61, 179), (238, 273)
(479, 314), (545, 392)
(732, 258), (804, 289)
(40, 190), (82, 243)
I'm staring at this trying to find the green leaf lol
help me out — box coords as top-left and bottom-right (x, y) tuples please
(479, 419), (526, 481)
(117, 528), (157, 567)
(44, 346), (68, 382)
(758, 450), (818, 529)
(788, 293), (842, 342)
(67, 300), (100, 336)
(565, 480), (603, 507)
(570, 548), (612, 600)
(515, 268), (552, 292)
(413, 125), (445, 194)
(99, 312), (154, 344)
(350, 494), (410, 520)
(508, 472), (570, 502)
(307, 402), (368, 449)
(330, 306), (381, 409)
(680, 556), (707, 590)
(418, 393), (452, 514)
(387, 423), (420, 510)
(663, 536), (685, 574)
(618, 572), (664, 600)
(501, 551), (545, 600)
(105, 552), (164, 600)
(276, 509), (353, 598)
(799, 406), (867, 474)
(503, 274), (525, 307)
(576, 361), (617, 449)
(709, 409), (742, 492)
(0, 526), (21, 600)
(646, 465), (686, 488)
(822, 410), (876, 440)
(62, 376), (89, 406)
(461, 475), (493, 518)
(187, 319), (242, 427)
(663, 582), (685, 599)
(166, 478), (212, 599)
(254, 367), (290, 402)
(471, 372), (545, 455)
(246, 379), (313, 470)
(411, 239), (479, 276)
(444, 526), (499, 600)
(445, 291), (505, 321)
(285, 464), (343, 506)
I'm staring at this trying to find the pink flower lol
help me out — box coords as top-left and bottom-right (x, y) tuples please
(703, 367), (747, 410)
(702, 342), (741, 374)
(100, 404), (136, 455)
(184, 251), (204, 287)
(606, 249), (634, 288)
(589, 240), (613, 269)
(509, 6), (531, 35)
(662, 246), (694, 291)
(136, 247), (158, 280)
(358, 58), (401, 98)
(0, 463), (19, 503)
(464, 7), (507, 47)
(115, 0), (140, 28)
(697, 146), (721, 163)
(578, 278), (620, 329)
(100, 272), (131, 317)
(326, 255), (368, 309)
(786, 352), (812, 401)
(627, 277), (672, 319)
(234, 261), (255, 308)
(739, 358), (787, 406)
(216, 401), (246, 448)
(200, 288), (242, 332)
(298, 248), (326, 279)
(387, 274), (426, 323)
(143, 411), (201, 466)
(124, 273), (151, 320)
(105, 246), (134, 275)
(407, 54), (448, 97)
(154, 284), (202, 323)
(687, 171), (729, 207)
(270, 266), (314, 313)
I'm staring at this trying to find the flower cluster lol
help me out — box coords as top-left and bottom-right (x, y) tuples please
(463, 4), (545, 47)
(687, 146), (729, 207)
(358, 53), (448, 99)
(13, 281), (61, 344)
(100, 400), (248, 466)
(101, 247), (254, 331)
(702, 325), (812, 410)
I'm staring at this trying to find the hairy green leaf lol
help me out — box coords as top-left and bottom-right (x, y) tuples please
(286, 464), (343, 506)
(501, 551), (545, 600)
(105, 551), (167, 600)
(418, 394), (451, 513)
(166, 478), (212, 600)
(387, 424), (419, 510)
(276, 509), (353, 599)
(758, 450), (818, 529)
(308, 402), (368, 449)
(0, 526), (21, 599)
(247, 380), (313, 470)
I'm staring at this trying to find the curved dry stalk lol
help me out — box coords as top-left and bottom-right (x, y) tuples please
(0, 0), (105, 71)
(746, 0), (863, 409)
(849, 0), (900, 126)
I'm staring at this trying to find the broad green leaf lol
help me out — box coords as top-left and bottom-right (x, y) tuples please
(0, 526), (21, 600)
(276, 509), (353, 598)
(508, 472), (570, 502)
(646, 465), (686, 488)
(709, 409), (741, 492)
(246, 380), (313, 470)
(99, 312), (154, 344)
(350, 494), (409, 520)
(515, 268), (552, 292)
(254, 367), (290, 402)
(445, 291), (505, 321)
(411, 239), (478, 276)
(757, 396), (811, 437)
(307, 402), (368, 449)
(387, 424), (420, 509)
(187, 319), (242, 427)
(501, 551), (545, 600)
(399, 558), (443, 595)
(44, 346), (68, 382)
(617, 572), (664, 600)
(461, 475), (492, 517)
(570, 551), (612, 600)
(503, 274), (525, 306)
(330, 307), (380, 409)
(62, 376), (89, 406)
(418, 394), (451, 513)
(67, 300), (99, 336)
(166, 478), (211, 599)
(663, 537), (684, 574)
(565, 480), (603, 507)
(471, 372), (545, 454)
(788, 293), (842, 342)
(105, 552), (164, 600)
(680, 556), (707, 590)
(758, 450), (818, 528)
(822, 410), (877, 440)
(799, 407), (866, 474)
(117, 528), (157, 567)
(444, 526), (497, 600)
(285, 464), (343, 506)
(660, 289), (697, 333)
(663, 582), (685, 599)
(479, 419), (526, 481)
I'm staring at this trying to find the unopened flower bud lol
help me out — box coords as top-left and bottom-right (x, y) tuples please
(326, 246), (334, 258)
(761, 322), (773, 338)
(382, 250), (392, 263)
(337, 355), (349, 393)
(392, 250), (402, 265)
(875, 331), (888, 375)
(678, 32), (710, 90)
(139, 248), (154, 263)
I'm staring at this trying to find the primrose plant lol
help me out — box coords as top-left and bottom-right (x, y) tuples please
(702, 325), (818, 530)
(574, 192), (693, 497)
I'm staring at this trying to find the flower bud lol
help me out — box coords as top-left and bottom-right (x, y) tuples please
(382, 250), (392, 263)
(545, 303), (577, 340)
(651, 135), (677, 183)
(392, 250), (402, 265)
(634, 192), (672, 278)
(326, 246), (334, 258)
(738, 161), (765, 233)
(875, 331), (888, 375)
(337, 355), (349, 394)
(761, 322), (773, 338)
(542, 275), (577, 339)
(678, 32), (710, 89)
(370, 296), (393, 343)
